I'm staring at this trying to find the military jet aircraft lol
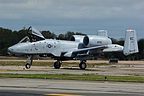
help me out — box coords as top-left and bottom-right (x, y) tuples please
(8, 27), (138, 69)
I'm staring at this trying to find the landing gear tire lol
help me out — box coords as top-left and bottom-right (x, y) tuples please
(79, 61), (87, 70)
(25, 63), (31, 69)
(54, 61), (61, 69)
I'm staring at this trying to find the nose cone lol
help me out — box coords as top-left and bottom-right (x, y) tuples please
(7, 46), (14, 54)
(7, 44), (18, 54)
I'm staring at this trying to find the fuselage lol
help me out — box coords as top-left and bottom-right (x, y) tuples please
(8, 34), (124, 58)
(8, 39), (124, 57)
(8, 39), (79, 57)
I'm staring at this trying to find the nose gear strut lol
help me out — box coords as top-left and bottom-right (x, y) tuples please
(25, 55), (33, 69)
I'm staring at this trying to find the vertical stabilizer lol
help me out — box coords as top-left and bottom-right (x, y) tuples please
(123, 30), (139, 55)
(97, 30), (108, 37)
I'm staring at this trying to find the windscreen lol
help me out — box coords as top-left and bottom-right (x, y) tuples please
(19, 36), (30, 43)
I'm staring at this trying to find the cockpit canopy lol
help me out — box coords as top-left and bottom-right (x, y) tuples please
(19, 36), (30, 43)
(28, 26), (45, 41)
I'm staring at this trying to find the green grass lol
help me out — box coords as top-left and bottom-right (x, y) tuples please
(0, 61), (52, 66)
(0, 73), (144, 83)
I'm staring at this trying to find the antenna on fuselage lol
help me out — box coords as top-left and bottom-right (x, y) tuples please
(97, 30), (108, 37)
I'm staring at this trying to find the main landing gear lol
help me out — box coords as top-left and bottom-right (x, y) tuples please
(54, 60), (61, 69)
(25, 55), (33, 69)
(79, 60), (87, 70)
(53, 60), (87, 70)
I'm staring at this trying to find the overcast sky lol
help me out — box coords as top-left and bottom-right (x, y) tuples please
(0, 0), (143, 39)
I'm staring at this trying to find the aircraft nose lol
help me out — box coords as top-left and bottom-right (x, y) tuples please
(7, 47), (14, 54)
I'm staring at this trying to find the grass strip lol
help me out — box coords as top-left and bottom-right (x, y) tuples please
(0, 73), (144, 83)
(0, 61), (53, 66)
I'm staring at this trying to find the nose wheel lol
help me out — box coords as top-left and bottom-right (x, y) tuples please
(25, 63), (31, 69)
(54, 60), (61, 69)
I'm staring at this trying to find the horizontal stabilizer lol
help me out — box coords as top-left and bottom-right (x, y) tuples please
(123, 30), (139, 55)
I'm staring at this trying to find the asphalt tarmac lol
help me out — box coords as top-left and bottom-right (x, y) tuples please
(0, 78), (144, 96)
(0, 63), (144, 76)
(0, 60), (144, 96)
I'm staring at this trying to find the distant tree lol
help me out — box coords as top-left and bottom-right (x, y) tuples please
(117, 38), (124, 46)
(16, 29), (28, 42)
(111, 38), (118, 44)
(57, 34), (65, 40)
(41, 30), (56, 39)
(64, 31), (75, 40)
(57, 31), (85, 40)
(75, 32), (85, 35)
(138, 39), (144, 59)
(0, 27), (13, 55)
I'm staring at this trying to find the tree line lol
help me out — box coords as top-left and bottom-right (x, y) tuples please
(0, 27), (143, 60)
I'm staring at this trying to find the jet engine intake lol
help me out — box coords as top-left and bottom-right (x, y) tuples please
(70, 35), (85, 43)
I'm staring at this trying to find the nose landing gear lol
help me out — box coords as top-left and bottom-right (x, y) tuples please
(25, 55), (33, 69)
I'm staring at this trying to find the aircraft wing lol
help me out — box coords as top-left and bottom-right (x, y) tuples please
(63, 45), (108, 57)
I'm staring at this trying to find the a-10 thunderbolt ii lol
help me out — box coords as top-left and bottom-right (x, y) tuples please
(8, 27), (138, 70)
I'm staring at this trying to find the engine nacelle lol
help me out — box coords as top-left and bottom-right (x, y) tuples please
(70, 35), (85, 43)
(83, 35), (112, 47)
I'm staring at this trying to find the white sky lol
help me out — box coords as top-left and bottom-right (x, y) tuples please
(0, 0), (144, 39)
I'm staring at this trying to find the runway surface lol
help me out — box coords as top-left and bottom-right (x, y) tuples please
(0, 60), (144, 95)
(0, 62), (144, 76)
(0, 78), (144, 96)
